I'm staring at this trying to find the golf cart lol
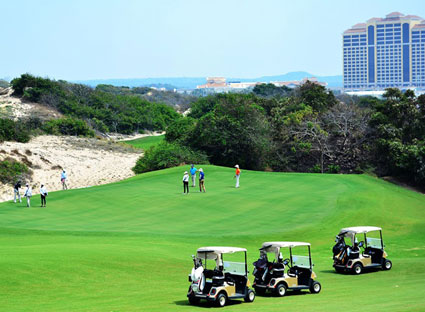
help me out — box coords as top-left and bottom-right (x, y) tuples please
(333, 226), (392, 274)
(187, 246), (255, 307)
(252, 242), (321, 297)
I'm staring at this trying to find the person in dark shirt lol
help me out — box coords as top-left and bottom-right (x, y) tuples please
(199, 168), (206, 193)
(14, 181), (22, 203)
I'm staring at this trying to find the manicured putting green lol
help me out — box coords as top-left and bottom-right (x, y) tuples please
(0, 165), (424, 311)
(123, 134), (164, 150)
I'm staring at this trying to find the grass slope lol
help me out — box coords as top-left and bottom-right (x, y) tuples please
(123, 135), (164, 150)
(0, 165), (424, 311)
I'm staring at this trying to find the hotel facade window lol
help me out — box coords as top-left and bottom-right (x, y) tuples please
(343, 12), (425, 91)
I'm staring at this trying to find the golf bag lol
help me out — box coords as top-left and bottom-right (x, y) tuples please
(190, 257), (205, 293)
(333, 235), (346, 256)
(333, 235), (349, 264)
(253, 254), (272, 283)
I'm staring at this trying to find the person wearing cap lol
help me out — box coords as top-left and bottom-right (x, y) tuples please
(24, 183), (32, 207)
(14, 180), (22, 203)
(61, 170), (68, 190)
(190, 164), (197, 187)
(183, 171), (190, 194)
(234, 165), (241, 188)
(199, 168), (206, 193)
(40, 184), (48, 207)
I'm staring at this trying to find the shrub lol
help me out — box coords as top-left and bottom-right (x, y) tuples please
(310, 164), (321, 173)
(0, 118), (31, 143)
(42, 118), (94, 137)
(0, 158), (31, 184)
(133, 142), (209, 174)
(327, 164), (341, 174)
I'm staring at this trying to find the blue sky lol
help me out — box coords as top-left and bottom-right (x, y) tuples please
(1, 0), (425, 80)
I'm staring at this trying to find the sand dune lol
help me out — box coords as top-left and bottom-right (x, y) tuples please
(0, 87), (62, 120)
(0, 135), (141, 202)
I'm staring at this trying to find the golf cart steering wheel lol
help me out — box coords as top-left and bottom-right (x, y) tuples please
(283, 258), (291, 267)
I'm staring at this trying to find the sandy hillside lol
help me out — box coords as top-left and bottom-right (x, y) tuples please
(0, 135), (141, 202)
(0, 87), (61, 120)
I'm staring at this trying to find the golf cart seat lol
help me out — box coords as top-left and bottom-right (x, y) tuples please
(225, 273), (247, 294)
(288, 266), (311, 285)
(212, 275), (225, 286)
(204, 269), (224, 278)
(272, 262), (285, 277)
(348, 250), (360, 259)
(364, 247), (384, 263)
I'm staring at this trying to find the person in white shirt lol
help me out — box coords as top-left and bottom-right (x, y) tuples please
(183, 171), (189, 194)
(40, 184), (48, 207)
(61, 170), (68, 190)
(24, 184), (32, 207)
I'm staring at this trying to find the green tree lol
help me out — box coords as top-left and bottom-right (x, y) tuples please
(370, 88), (425, 185)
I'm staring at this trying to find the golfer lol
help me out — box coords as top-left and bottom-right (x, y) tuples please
(61, 170), (68, 190)
(40, 184), (48, 207)
(199, 168), (206, 193)
(183, 171), (189, 194)
(14, 180), (22, 203)
(234, 165), (241, 188)
(24, 183), (32, 207)
(190, 164), (197, 187)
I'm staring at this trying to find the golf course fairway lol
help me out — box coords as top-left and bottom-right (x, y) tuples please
(0, 165), (424, 311)
(124, 135), (165, 150)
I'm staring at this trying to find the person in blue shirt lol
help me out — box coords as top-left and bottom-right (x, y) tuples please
(61, 170), (68, 190)
(199, 168), (206, 193)
(190, 164), (197, 187)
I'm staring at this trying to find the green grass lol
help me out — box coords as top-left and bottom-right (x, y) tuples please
(0, 165), (424, 311)
(123, 134), (165, 150)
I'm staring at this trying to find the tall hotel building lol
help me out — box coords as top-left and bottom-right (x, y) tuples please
(343, 12), (425, 91)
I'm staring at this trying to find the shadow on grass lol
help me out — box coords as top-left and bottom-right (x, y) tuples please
(256, 290), (309, 298)
(174, 299), (243, 308)
(320, 268), (382, 275)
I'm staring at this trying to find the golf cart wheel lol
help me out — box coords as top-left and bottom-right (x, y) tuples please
(335, 267), (344, 273)
(310, 281), (321, 294)
(383, 259), (392, 271)
(216, 293), (227, 307)
(353, 263), (363, 275)
(244, 289), (255, 302)
(275, 283), (287, 297)
(188, 296), (200, 305)
(254, 287), (266, 296)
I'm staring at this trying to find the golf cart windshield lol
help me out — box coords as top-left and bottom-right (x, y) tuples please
(223, 261), (246, 275)
(292, 255), (312, 268)
(366, 237), (383, 248)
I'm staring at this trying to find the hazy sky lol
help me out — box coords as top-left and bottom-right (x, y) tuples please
(1, 0), (425, 80)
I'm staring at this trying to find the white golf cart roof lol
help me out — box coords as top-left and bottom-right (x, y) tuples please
(196, 247), (246, 260)
(261, 242), (310, 249)
(339, 226), (382, 235)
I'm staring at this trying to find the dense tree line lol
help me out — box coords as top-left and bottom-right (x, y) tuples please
(162, 82), (424, 187)
(11, 74), (180, 134)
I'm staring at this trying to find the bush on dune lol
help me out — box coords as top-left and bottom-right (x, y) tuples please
(42, 117), (95, 137)
(133, 142), (209, 174)
(0, 118), (31, 143)
(0, 158), (31, 185)
(11, 74), (181, 135)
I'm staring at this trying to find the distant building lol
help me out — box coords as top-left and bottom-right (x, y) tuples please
(197, 77), (227, 89)
(343, 12), (425, 92)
